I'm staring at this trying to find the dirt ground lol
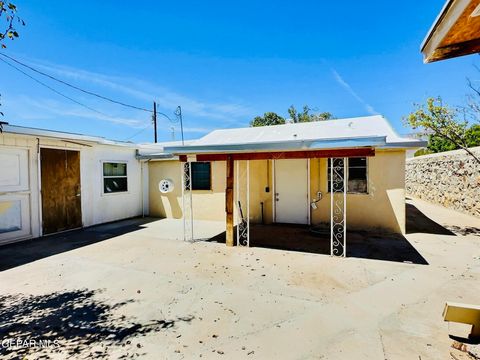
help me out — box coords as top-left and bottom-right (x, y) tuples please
(0, 198), (479, 359)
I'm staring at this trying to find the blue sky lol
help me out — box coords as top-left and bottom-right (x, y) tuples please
(1, 0), (479, 143)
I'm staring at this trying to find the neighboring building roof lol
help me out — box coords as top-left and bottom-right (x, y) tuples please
(163, 115), (426, 155)
(1, 124), (137, 148)
(421, 0), (480, 63)
(136, 140), (196, 160)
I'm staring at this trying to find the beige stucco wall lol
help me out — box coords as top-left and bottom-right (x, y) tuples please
(236, 160), (274, 224)
(149, 150), (406, 233)
(149, 160), (226, 221)
(309, 150), (406, 233)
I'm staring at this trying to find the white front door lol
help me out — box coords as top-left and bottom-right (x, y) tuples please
(274, 159), (309, 224)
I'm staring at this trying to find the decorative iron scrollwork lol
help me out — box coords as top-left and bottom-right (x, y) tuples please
(330, 158), (346, 257)
(237, 204), (249, 247)
(236, 160), (250, 247)
(182, 162), (193, 242)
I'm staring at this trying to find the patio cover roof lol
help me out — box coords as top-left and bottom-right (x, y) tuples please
(421, 0), (480, 63)
(163, 115), (425, 155)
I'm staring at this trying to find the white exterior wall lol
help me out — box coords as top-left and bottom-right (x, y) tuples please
(0, 132), (145, 245)
(79, 145), (143, 226)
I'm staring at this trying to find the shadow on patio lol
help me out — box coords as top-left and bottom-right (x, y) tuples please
(206, 198), (475, 264)
(0, 217), (158, 272)
(0, 288), (194, 359)
(406, 202), (456, 235)
(207, 224), (429, 265)
(406, 201), (480, 237)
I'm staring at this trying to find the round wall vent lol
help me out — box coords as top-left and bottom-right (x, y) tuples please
(158, 179), (174, 193)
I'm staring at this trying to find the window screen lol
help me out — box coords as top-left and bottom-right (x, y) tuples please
(191, 162), (211, 190)
(103, 162), (128, 193)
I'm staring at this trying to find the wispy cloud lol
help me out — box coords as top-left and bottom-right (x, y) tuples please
(25, 58), (253, 122)
(331, 69), (377, 115)
(6, 95), (148, 128)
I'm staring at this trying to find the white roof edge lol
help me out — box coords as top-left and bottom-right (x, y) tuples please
(2, 124), (138, 148)
(420, 0), (454, 52)
(378, 119), (427, 148)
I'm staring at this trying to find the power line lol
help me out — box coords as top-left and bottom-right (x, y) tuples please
(1, 53), (187, 143)
(0, 56), (113, 117)
(0, 52), (153, 113)
(0, 54), (184, 142)
(124, 122), (152, 141)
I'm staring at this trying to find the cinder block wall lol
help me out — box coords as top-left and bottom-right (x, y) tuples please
(405, 147), (480, 218)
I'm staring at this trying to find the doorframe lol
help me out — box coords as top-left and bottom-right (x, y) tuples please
(272, 158), (310, 225)
(271, 159), (275, 223)
(38, 145), (84, 236)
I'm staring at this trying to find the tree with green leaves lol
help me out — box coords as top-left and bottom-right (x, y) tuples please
(0, 1), (23, 48)
(405, 97), (480, 164)
(288, 105), (334, 123)
(250, 112), (286, 127)
(250, 106), (334, 127)
(466, 124), (480, 147)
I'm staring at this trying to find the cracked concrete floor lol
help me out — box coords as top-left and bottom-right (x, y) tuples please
(0, 198), (479, 359)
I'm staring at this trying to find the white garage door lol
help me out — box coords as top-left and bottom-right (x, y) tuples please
(0, 147), (31, 244)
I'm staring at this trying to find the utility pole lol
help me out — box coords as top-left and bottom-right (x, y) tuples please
(153, 101), (157, 143)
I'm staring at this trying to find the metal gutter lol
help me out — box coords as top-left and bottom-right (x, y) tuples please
(164, 136), (388, 155)
(380, 140), (428, 149)
(135, 149), (177, 160)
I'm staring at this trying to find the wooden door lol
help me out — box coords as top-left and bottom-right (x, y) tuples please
(40, 148), (82, 235)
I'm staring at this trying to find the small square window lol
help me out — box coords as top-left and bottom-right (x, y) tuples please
(348, 157), (367, 193)
(328, 158), (368, 193)
(103, 162), (128, 193)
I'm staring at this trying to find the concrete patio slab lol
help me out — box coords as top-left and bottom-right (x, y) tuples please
(0, 198), (479, 359)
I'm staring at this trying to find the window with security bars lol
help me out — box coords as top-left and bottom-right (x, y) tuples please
(191, 162), (211, 190)
(327, 158), (367, 193)
(103, 162), (128, 193)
